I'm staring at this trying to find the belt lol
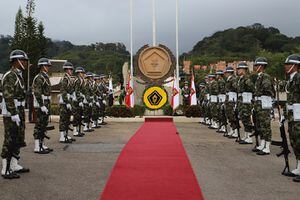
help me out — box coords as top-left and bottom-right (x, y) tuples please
(14, 99), (25, 107)
(42, 95), (51, 101)
(287, 105), (293, 110)
(255, 97), (261, 101)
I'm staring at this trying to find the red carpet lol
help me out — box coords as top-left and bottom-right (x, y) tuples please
(100, 118), (204, 200)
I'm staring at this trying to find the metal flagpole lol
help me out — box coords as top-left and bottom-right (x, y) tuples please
(176, 0), (179, 80)
(130, 0), (133, 76)
(152, 0), (156, 46)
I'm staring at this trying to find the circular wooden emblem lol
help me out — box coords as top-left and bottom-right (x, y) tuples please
(135, 44), (175, 84)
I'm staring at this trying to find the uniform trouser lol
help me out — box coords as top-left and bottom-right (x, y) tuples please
(100, 102), (106, 119)
(204, 103), (211, 120)
(255, 103), (271, 141)
(218, 103), (227, 126)
(1, 116), (24, 158)
(288, 112), (300, 160)
(239, 103), (253, 132)
(59, 104), (71, 132)
(33, 107), (49, 140)
(92, 104), (100, 121)
(83, 104), (92, 123)
(72, 103), (82, 127)
(211, 102), (219, 122)
(226, 101), (238, 130)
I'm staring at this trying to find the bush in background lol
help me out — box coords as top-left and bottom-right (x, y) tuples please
(132, 105), (146, 117)
(106, 105), (134, 118)
(185, 105), (201, 118)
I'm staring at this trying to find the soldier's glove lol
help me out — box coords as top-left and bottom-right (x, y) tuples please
(66, 104), (72, 111)
(89, 102), (93, 107)
(280, 115), (285, 124)
(11, 114), (21, 126)
(41, 106), (49, 114)
(79, 102), (84, 108)
(96, 102), (100, 107)
(103, 100), (106, 105)
(83, 99), (88, 104)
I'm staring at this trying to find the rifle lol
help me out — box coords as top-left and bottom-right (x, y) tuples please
(234, 100), (241, 142)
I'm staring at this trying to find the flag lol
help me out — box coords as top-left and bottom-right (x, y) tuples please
(109, 76), (113, 91)
(125, 74), (134, 108)
(108, 76), (114, 106)
(190, 73), (197, 105)
(171, 76), (180, 110)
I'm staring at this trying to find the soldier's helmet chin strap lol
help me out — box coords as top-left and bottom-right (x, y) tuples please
(255, 65), (262, 73)
(287, 64), (295, 74)
(17, 59), (26, 70)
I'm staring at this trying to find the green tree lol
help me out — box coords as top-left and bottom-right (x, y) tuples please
(11, 7), (25, 50)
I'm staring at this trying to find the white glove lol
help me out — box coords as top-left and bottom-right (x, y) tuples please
(96, 102), (100, 107)
(11, 114), (21, 126)
(83, 99), (88, 104)
(40, 106), (49, 114)
(89, 102), (93, 107)
(103, 100), (106, 105)
(66, 104), (72, 110)
(79, 102), (84, 108)
(280, 115), (285, 123)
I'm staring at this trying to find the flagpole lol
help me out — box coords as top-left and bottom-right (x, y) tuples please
(176, 0), (179, 81)
(152, 0), (156, 46)
(130, 0), (133, 77)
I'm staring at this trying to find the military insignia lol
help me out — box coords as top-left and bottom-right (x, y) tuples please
(143, 86), (168, 110)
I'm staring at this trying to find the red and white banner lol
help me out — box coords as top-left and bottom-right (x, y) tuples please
(171, 76), (180, 110)
(190, 73), (197, 106)
(125, 75), (134, 108)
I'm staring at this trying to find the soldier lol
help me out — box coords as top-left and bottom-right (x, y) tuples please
(208, 74), (219, 129)
(284, 54), (300, 182)
(32, 58), (53, 154)
(182, 81), (190, 106)
(252, 57), (274, 155)
(83, 72), (94, 132)
(203, 76), (211, 125)
(198, 82), (206, 124)
(98, 74), (108, 125)
(224, 66), (239, 138)
(236, 62), (255, 144)
(216, 70), (227, 133)
(59, 62), (75, 143)
(72, 67), (86, 137)
(91, 74), (102, 128)
(1, 50), (30, 179)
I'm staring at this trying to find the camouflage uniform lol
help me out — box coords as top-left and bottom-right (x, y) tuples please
(225, 75), (238, 131)
(209, 79), (219, 128)
(198, 87), (206, 117)
(1, 69), (26, 159)
(83, 78), (94, 131)
(72, 74), (85, 134)
(99, 81), (107, 124)
(32, 72), (51, 141)
(181, 86), (190, 106)
(217, 77), (227, 128)
(59, 73), (73, 132)
(92, 80), (101, 127)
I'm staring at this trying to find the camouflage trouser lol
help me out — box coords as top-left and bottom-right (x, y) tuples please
(211, 102), (219, 122)
(288, 112), (300, 160)
(217, 103), (226, 126)
(33, 107), (49, 140)
(226, 101), (238, 129)
(92, 103), (100, 121)
(83, 104), (92, 123)
(239, 103), (253, 132)
(1, 117), (22, 158)
(72, 103), (83, 127)
(59, 104), (72, 132)
(204, 102), (211, 121)
(100, 102), (106, 120)
(255, 102), (271, 141)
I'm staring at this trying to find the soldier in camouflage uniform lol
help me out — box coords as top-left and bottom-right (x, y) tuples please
(91, 74), (102, 128)
(224, 66), (239, 138)
(72, 67), (86, 137)
(32, 58), (53, 154)
(59, 62), (75, 143)
(203, 76), (211, 125)
(181, 81), (190, 106)
(1, 50), (30, 179)
(284, 54), (300, 182)
(236, 62), (255, 145)
(83, 72), (94, 132)
(198, 82), (206, 124)
(252, 57), (274, 155)
(208, 74), (219, 129)
(216, 70), (227, 133)
(98, 75), (108, 125)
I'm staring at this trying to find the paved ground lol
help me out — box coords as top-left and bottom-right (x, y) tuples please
(0, 118), (299, 200)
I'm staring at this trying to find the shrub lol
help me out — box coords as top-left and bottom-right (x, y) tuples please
(163, 104), (173, 116)
(132, 105), (146, 117)
(185, 105), (201, 118)
(50, 104), (60, 115)
(106, 105), (134, 118)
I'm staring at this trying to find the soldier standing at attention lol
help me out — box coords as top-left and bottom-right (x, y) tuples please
(208, 74), (219, 129)
(91, 74), (101, 129)
(32, 58), (53, 154)
(59, 62), (75, 143)
(1, 50), (30, 179)
(216, 70), (227, 133)
(224, 66), (238, 138)
(198, 82), (206, 124)
(72, 67), (86, 137)
(252, 57), (274, 155)
(236, 62), (255, 145)
(284, 54), (300, 182)
(83, 72), (94, 132)
(181, 81), (190, 106)
(99, 75), (108, 125)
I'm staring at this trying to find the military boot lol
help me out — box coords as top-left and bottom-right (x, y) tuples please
(59, 131), (72, 143)
(73, 126), (83, 137)
(34, 140), (50, 154)
(252, 139), (265, 152)
(291, 160), (300, 176)
(10, 157), (30, 173)
(257, 141), (270, 155)
(1, 159), (20, 179)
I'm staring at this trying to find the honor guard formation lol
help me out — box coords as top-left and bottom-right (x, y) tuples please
(1, 50), (109, 179)
(198, 55), (300, 183)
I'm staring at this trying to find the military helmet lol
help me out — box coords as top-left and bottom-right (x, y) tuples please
(63, 62), (74, 70)
(285, 54), (300, 65)
(100, 74), (106, 79)
(208, 73), (216, 78)
(85, 72), (93, 78)
(9, 50), (28, 62)
(216, 70), (224, 75)
(75, 67), (85, 73)
(199, 82), (206, 87)
(254, 57), (268, 66)
(237, 62), (248, 69)
(94, 74), (101, 80)
(38, 58), (51, 67)
(225, 66), (234, 73)
(184, 81), (189, 85)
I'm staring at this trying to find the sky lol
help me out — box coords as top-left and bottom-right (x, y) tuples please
(0, 0), (299, 54)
